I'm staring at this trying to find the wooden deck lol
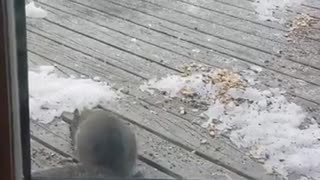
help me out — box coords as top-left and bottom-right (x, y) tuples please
(27, 0), (320, 179)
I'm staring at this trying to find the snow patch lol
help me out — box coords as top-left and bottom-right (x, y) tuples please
(252, 0), (304, 22)
(25, 1), (47, 18)
(140, 69), (320, 179)
(29, 66), (120, 123)
(93, 76), (101, 82)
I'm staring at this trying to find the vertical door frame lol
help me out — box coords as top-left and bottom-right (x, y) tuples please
(0, 0), (31, 180)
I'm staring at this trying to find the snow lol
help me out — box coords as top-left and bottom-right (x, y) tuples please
(25, 1), (47, 19)
(140, 68), (320, 179)
(192, 49), (201, 53)
(140, 74), (218, 99)
(93, 76), (101, 81)
(29, 66), (120, 123)
(252, 0), (304, 22)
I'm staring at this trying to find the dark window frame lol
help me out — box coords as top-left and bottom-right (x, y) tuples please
(0, 0), (31, 180)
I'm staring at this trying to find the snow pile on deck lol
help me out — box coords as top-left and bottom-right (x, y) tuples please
(25, 1), (47, 18)
(29, 66), (120, 123)
(140, 65), (320, 179)
(252, 0), (304, 22)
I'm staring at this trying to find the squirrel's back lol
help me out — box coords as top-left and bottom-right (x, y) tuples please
(75, 109), (137, 177)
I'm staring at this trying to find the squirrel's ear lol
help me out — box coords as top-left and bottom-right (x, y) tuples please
(73, 109), (80, 121)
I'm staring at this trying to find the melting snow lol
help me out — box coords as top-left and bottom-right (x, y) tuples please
(25, 1), (47, 19)
(252, 0), (304, 22)
(29, 66), (120, 123)
(140, 68), (320, 179)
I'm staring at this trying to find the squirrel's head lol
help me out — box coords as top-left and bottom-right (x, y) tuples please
(73, 107), (97, 122)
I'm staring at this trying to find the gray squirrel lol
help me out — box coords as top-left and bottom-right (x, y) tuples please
(33, 108), (141, 179)
(70, 108), (138, 178)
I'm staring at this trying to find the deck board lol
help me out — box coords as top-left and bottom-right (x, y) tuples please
(168, 0), (287, 31)
(27, 2), (320, 114)
(110, 0), (286, 49)
(28, 47), (253, 179)
(35, 0), (320, 104)
(30, 118), (174, 179)
(143, 0), (320, 64)
(104, 0), (320, 80)
(31, 109), (248, 180)
(143, 0), (287, 42)
(31, 139), (74, 172)
(27, 0), (320, 179)
(28, 53), (257, 179)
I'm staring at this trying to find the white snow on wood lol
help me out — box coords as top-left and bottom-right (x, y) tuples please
(29, 66), (120, 123)
(25, 1), (47, 19)
(140, 70), (320, 180)
(252, 0), (304, 22)
(93, 76), (101, 81)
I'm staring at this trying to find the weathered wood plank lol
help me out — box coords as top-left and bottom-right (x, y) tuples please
(56, 0), (320, 88)
(303, 0), (320, 9)
(65, 111), (248, 180)
(180, 0), (283, 21)
(31, 109), (248, 180)
(299, 4), (320, 19)
(27, 22), (320, 119)
(27, 34), (280, 179)
(28, 39), (319, 127)
(31, 159), (42, 172)
(27, 2), (320, 106)
(142, 0), (287, 43)
(27, 38), (145, 87)
(176, 0), (287, 31)
(181, 0), (320, 40)
(29, 31), (276, 180)
(27, 26), (320, 180)
(106, 0), (320, 73)
(213, 0), (319, 20)
(27, 0), (320, 179)
(25, 1), (320, 179)
(205, 0), (287, 14)
(31, 139), (74, 172)
(27, 25), (173, 80)
(27, 0), (320, 144)
(144, 0), (320, 61)
(26, 3), (320, 119)
(30, 119), (174, 179)
(210, 0), (320, 24)
(28, 52), (74, 78)
(28, 52), (248, 179)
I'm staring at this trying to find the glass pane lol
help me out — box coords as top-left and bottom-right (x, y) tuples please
(25, 0), (320, 180)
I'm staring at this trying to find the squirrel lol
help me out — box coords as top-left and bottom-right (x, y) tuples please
(70, 107), (139, 178)
(32, 108), (141, 179)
